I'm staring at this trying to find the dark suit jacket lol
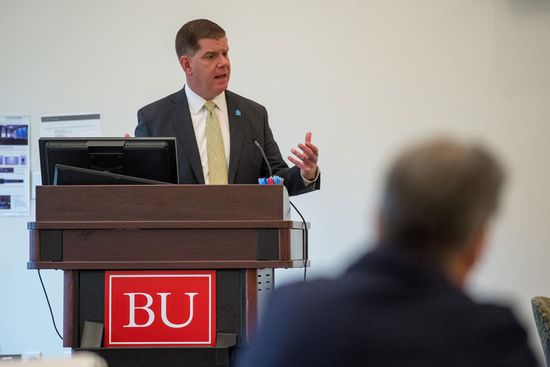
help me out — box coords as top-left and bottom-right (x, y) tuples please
(236, 246), (539, 367)
(136, 87), (320, 196)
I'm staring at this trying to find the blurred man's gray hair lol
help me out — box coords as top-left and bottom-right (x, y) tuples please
(379, 137), (506, 257)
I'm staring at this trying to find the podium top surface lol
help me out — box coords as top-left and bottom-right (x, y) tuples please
(35, 184), (291, 222)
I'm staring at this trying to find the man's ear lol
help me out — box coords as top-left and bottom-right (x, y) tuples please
(179, 55), (192, 75)
(375, 212), (384, 243)
(446, 227), (489, 287)
(464, 227), (488, 271)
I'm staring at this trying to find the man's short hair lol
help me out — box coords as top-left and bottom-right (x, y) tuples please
(380, 137), (506, 255)
(175, 19), (226, 58)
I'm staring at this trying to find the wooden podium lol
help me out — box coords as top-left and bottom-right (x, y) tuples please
(28, 184), (308, 367)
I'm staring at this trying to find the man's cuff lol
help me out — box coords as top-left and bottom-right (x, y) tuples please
(302, 168), (320, 187)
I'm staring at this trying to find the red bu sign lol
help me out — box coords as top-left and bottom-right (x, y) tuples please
(104, 270), (216, 347)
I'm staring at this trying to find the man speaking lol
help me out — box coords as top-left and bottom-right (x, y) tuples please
(135, 19), (320, 196)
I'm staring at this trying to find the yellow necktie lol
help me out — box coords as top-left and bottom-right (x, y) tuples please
(204, 101), (228, 184)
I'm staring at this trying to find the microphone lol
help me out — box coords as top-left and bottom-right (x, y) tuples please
(254, 139), (309, 281)
(253, 139), (273, 177)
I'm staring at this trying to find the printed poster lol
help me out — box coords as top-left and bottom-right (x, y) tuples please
(40, 113), (101, 137)
(0, 115), (30, 216)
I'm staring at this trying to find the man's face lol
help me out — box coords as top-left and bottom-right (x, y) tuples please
(180, 37), (231, 100)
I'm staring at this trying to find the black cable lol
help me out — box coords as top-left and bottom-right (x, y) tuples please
(289, 200), (308, 281)
(37, 270), (63, 340)
(251, 140), (309, 281)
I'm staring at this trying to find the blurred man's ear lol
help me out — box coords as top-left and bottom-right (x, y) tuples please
(448, 227), (489, 287)
(374, 212), (384, 245)
(465, 228), (488, 271)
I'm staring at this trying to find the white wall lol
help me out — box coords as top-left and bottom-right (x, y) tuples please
(1, 0), (549, 361)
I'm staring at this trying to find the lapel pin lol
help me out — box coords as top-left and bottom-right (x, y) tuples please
(235, 109), (242, 117)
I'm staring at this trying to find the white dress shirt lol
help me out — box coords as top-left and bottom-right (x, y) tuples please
(185, 85), (230, 184)
(185, 85), (319, 186)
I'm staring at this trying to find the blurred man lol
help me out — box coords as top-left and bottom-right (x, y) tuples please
(135, 19), (319, 195)
(237, 138), (538, 367)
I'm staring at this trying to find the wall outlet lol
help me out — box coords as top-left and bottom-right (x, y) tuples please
(23, 351), (42, 361)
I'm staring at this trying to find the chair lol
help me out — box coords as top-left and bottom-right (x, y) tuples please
(532, 296), (550, 366)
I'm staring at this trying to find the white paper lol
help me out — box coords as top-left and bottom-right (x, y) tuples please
(0, 115), (31, 216)
(40, 113), (101, 137)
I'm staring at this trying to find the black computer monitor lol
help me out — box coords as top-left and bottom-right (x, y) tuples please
(39, 138), (179, 185)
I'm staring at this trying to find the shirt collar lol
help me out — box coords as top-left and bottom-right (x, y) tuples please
(184, 85), (227, 115)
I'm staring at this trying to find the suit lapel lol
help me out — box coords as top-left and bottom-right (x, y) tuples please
(170, 87), (205, 184)
(226, 91), (244, 184)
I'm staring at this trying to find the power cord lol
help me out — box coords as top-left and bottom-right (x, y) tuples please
(37, 269), (63, 340)
(289, 201), (308, 282)
(252, 139), (311, 281)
